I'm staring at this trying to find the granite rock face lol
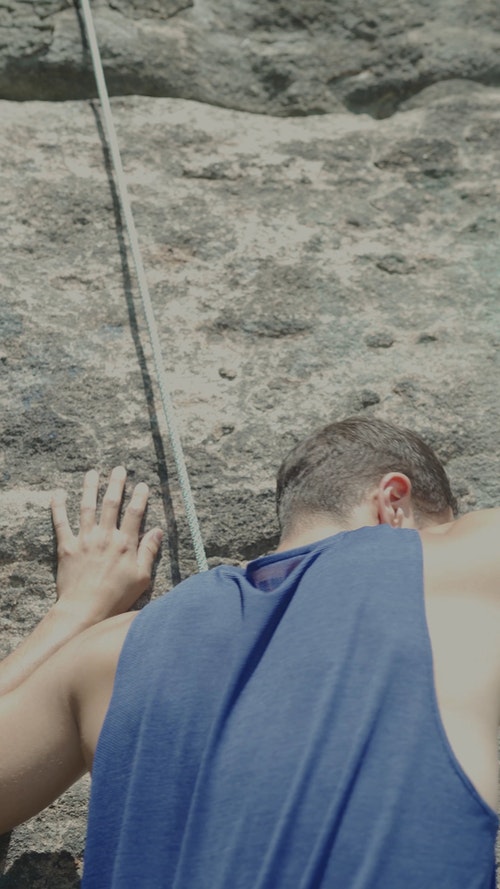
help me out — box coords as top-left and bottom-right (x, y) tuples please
(1, 1), (500, 886)
(1, 0), (500, 115)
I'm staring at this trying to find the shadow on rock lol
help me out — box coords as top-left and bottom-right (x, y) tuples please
(0, 850), (81, 888)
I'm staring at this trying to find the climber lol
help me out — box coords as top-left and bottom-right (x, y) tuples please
(0, 415), (498, 888)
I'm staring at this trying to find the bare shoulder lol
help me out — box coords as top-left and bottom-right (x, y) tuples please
(420, 511), (500, 799)
(420, 507), (500, 599)
(422, 506), (500, 536)
(68, 612), (138, 769)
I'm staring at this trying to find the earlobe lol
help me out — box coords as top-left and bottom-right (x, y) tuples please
(392, 507), (404, 528)
(375, 487), (395, 527)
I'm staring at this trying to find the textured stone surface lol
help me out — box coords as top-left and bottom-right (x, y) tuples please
(1, 0), (500, 115)
(1, 2), (500, 885)
(1, 84), (499, 884)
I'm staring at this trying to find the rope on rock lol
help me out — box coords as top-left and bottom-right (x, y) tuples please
(78, 0), (208, 573)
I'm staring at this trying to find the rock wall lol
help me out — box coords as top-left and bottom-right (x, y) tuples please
(2, 0), (500, 115)
(0, 1), (499, 886)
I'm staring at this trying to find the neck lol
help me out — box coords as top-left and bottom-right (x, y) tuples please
(276, 504), (377, 553)
(276, 522), (347, 553)
(276, 522), (364, 553)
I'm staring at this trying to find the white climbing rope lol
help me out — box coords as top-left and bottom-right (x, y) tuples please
(78, 0), (208, 573)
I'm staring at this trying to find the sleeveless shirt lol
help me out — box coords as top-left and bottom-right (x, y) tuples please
(83, 525), (498, 888)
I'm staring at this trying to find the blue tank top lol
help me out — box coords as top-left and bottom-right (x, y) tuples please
(83, 526), (498, 888)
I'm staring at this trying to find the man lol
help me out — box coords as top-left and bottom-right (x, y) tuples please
(0, 416), (498, 888)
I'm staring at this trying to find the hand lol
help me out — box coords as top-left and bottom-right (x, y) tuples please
(51, 467), (163, 625)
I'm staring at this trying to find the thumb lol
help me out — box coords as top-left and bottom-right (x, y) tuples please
(137, 528), (163, 579)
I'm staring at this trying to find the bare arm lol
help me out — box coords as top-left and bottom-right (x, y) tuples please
(0, 601), (92, 697)
(0, 466), (162, 694)
(0, 466), (163, 833)
(0, 640), (86, 833)
(0, 613), (133, 834)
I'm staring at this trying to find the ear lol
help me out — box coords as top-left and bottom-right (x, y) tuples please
(376, 473), (414, 528)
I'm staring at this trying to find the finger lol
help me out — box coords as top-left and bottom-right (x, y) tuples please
(120, 482), (149, 538)
(51, 490), (74, 550)
(80, 469), (99, 532)
(137, 528), (163, 581)
(99, 466), (127, 530)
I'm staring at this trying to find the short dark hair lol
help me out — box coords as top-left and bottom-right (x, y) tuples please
(276, 416), (458, 535)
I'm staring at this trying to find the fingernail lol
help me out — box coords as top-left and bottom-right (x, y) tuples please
(154, 529), (163, 543)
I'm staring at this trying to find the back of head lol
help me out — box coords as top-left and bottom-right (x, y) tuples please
(276, 416), (457, 536)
